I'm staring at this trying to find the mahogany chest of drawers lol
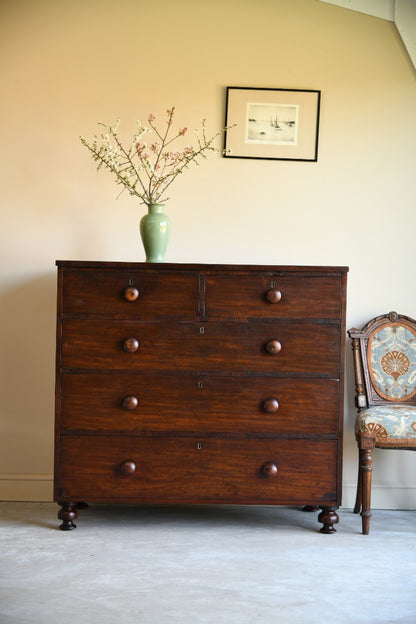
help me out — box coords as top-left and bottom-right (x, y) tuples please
(54, 261), (348, 532)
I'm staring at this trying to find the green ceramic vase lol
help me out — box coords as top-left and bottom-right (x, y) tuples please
(139, 203), (171, 262)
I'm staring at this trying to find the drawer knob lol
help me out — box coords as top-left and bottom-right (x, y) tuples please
(265, 339), (281, 355)
(262, 462), (278, 477)
(263, 398), (279, 413)
(124, 287), (139, 302)
(122, 395), (139, 410)
(266, 289), (282, 304)
(119, 460), (136, 475)
(123, 338), (139, 353)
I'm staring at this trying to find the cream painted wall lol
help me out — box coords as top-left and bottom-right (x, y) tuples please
(1, 0), (415, 508)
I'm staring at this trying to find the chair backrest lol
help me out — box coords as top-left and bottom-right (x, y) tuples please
(348, 311), (416, 409)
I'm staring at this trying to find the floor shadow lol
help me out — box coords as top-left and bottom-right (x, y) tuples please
(68, 502), (323, 532)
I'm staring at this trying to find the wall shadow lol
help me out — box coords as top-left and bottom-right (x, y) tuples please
(0, 271), (57, 477)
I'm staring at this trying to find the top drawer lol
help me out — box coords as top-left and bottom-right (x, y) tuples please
(204, 274), (342, 320)
(61, 269), (199, 318)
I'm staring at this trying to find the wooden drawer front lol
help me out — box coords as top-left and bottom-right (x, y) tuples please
(61, 269), (199, 317)
(60, 374), (339, 434)
(204, 274), (342, 319)
(61, 320), (340, 375)
(58, 436), (338, 504)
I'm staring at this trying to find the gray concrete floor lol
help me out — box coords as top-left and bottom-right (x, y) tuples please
(0, 502), (415, 624)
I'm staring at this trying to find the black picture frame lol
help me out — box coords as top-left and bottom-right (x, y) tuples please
(223, 86), (321, 161)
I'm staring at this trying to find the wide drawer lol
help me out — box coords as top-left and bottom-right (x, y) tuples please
(60, 374), (339, 434)
(204, 274), (342, 320)
(61, 269), (199, 318)
(57, 436), (338, 504)
(61, 320), (341, 375)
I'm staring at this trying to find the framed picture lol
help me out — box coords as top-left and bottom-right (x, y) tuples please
(223, 87), (321, 161)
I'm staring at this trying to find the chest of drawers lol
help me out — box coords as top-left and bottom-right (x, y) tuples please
(54, 261), (348, 532)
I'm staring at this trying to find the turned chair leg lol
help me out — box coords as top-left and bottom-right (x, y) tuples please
(359, 447), (373, 535)
(354, 453), (362, 514)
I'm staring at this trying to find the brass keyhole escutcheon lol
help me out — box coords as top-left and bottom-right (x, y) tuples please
(196, 442), (202, 450)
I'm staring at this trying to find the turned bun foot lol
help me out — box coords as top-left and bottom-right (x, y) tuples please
(318, 506), (339, 533)
(57, 502), (78, 530)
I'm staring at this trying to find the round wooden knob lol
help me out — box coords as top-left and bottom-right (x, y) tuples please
(263, 398), (279, 413)
(119, 460), (136, 475)
(262, 462), (278, 477)
(265, 339), (281, 355)
(122, 395), (139, 410)
(124, 287), (139, 302)
(266, 289), (282, 304)
(123, 337), (139, 352)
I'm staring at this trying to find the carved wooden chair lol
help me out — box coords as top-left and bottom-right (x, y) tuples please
(348, 311), (416, 534)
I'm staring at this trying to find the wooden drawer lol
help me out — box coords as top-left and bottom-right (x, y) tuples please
(61, 320), (341, 375)
(58, 436), (338, 504)
(61, 269), (199, 318)
(60, 374), (340, 434)
(204, 274), (342, 320)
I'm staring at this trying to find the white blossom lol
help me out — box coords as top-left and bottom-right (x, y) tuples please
(81, 107), (235, 205)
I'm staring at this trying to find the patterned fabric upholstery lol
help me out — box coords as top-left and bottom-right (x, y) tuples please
(368, 323), (416, 400)
(356, 405), (416, 446)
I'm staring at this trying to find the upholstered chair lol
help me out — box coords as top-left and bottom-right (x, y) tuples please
(348, 311), (416, 534)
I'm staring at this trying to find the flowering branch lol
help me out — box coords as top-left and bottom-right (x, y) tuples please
(80, 107), (235, 206)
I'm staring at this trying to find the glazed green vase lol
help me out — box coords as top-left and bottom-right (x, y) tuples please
(139, 203), (171, 262)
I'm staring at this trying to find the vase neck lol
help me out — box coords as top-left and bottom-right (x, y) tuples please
(147, 203), (165, 214)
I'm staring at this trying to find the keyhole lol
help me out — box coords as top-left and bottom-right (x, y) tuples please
(196, 442), (202, 450)
(128, 278), (134, 286)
